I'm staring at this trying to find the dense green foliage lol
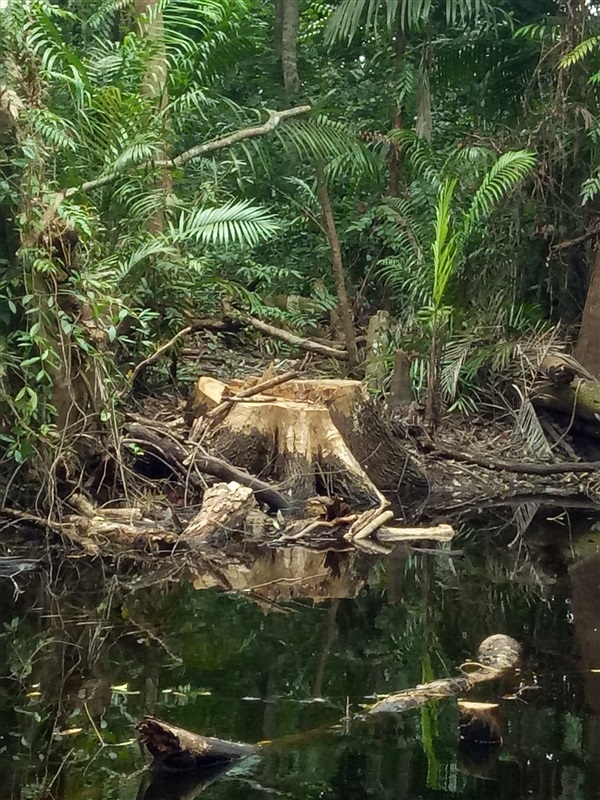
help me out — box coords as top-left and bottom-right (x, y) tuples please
(0, 0), (598, 474)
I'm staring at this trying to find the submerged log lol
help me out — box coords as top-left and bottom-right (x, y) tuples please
(137, 716), (257, 772)
(136, 634), (520, 780)
(366, 634), (522, 716)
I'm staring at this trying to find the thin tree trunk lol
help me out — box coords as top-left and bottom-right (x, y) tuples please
(574, 238), (600, 378)
(281, 0), (300, 94)
(388, 29), (405, 196)
(315, 165), (359, 368)
(274, 0), (284, 57)
(135, 0), (172, 232)
(425, 320), (442, 430)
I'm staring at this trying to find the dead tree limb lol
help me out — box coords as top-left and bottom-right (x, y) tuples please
(206, 369), (302, 421)
(125, 421), (292, 511)
(137, 716), (257, 771)
(241, 314), (348, 360)
(70, 106), (311, 197)
(366, 634), (522, 715)
(120, 326), (192, 397)
(430, 447), (600, 475)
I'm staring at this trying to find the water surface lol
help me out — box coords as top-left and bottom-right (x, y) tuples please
(0, 512), (599, 799)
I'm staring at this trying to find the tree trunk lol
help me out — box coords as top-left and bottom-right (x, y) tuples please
(364, 310), (390, 392)
(388, 27), (405, 196)
(135, 0), (172, 232)
(274, 0), (284, 57)
(280, 0), (300, 94)
(315, 165), (359, 368)
(574, 238), (600, 378)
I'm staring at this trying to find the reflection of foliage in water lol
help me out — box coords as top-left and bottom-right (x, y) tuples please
(0, 530), (597, 800)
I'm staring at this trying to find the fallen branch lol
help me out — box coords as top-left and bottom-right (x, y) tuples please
(551, 222), (600, 253)
(120, 326), (192, 396)
(70, 106), (311, 198)
(242, 314), (348, 360)
(125, 421), (292, 511)
(205, 369), (302, 421)
(431, 447), (600, 475)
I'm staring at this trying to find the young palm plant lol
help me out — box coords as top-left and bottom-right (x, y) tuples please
(378, 137), (536, 427)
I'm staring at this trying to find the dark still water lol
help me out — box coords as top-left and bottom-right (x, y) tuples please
(0, 513), (599, 800)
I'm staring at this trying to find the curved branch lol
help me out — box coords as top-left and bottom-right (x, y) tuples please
(64, 105), (311, 198)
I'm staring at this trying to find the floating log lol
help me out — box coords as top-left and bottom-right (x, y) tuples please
(136, 635), (521, 783)
(182, 482), (259, 547)
(366, 634), (522, 716)
(376, 524), (454, 543)
(137, 716), (257, 772)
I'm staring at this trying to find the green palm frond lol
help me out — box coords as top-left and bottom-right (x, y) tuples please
(559, 36), (600, 70)
(326, 0), (497, 44)
(26, 2), (91, 96)
(28, 108), (78, 152)
(86, 0), (131, 37)
(274, 117), (359, 163)
(461, 150), (535, 240)
(387, 129), (442, 189)
(514, 22), (561, 44)
(432, 178), (459, 309)
(170, 200), (280, 248)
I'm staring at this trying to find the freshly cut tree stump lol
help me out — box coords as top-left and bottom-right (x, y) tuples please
(191, 377), (386, 511)
(190, 375), (426, 511)
(137, 716), (257, 772)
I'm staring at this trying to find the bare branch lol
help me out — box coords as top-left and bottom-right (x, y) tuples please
(64, 105), (311, 198)
(159, 105), (310, 168)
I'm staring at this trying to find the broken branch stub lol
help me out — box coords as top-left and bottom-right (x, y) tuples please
(137, 716), (257, 772)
